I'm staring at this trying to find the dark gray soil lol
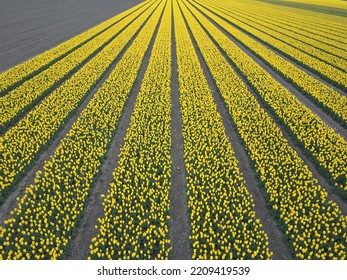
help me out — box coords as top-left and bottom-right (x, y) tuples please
(0, 0), (144, 72)
(169, 3), (192, 260)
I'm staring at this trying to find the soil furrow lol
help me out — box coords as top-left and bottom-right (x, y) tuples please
(0, 0), (145, 73)
(66, 5), (165, 260)
(169, 1), (192, 260)
(179, 0), (292, 260)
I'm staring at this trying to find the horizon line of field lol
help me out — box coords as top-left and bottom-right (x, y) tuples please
(0, 0), (347, 260)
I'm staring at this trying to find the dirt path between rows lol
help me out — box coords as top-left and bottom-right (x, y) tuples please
(179, 1), (293, 260)
(168, 3), (192, 260)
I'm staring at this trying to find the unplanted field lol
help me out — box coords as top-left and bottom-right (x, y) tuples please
(0, 0), (144, 72)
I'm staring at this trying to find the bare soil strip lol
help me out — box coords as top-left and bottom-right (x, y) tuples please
(189, 0), (347, 93)
(0, 9), (156, 227)
(0, 5), (154, 137)
(179, 1), (292, 260)
(0, 0), (145, 73)
(0, 0), (150, 96)
(189, 6), (347, 217)
(65, 6), (165, 260)
(168, 2), (192, 260)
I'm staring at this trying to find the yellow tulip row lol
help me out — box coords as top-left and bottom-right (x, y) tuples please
(188, 1), (347, 195)
(193, 4), (347, 128)
(193, 0), (347, 90)
(180, 0), (347, 259)
(0, 3), (156, 133)
(0, 0), (164, 260)
(202, 0), (347, 43)
(200, 0), (347, 62)
(174, 0), (272, 260)
(0, 0), (154, 95)
(0, 4), (158, 202)
(89, 0), (172, 260)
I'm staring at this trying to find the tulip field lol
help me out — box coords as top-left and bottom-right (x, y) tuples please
(0, 0), (347, 260)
